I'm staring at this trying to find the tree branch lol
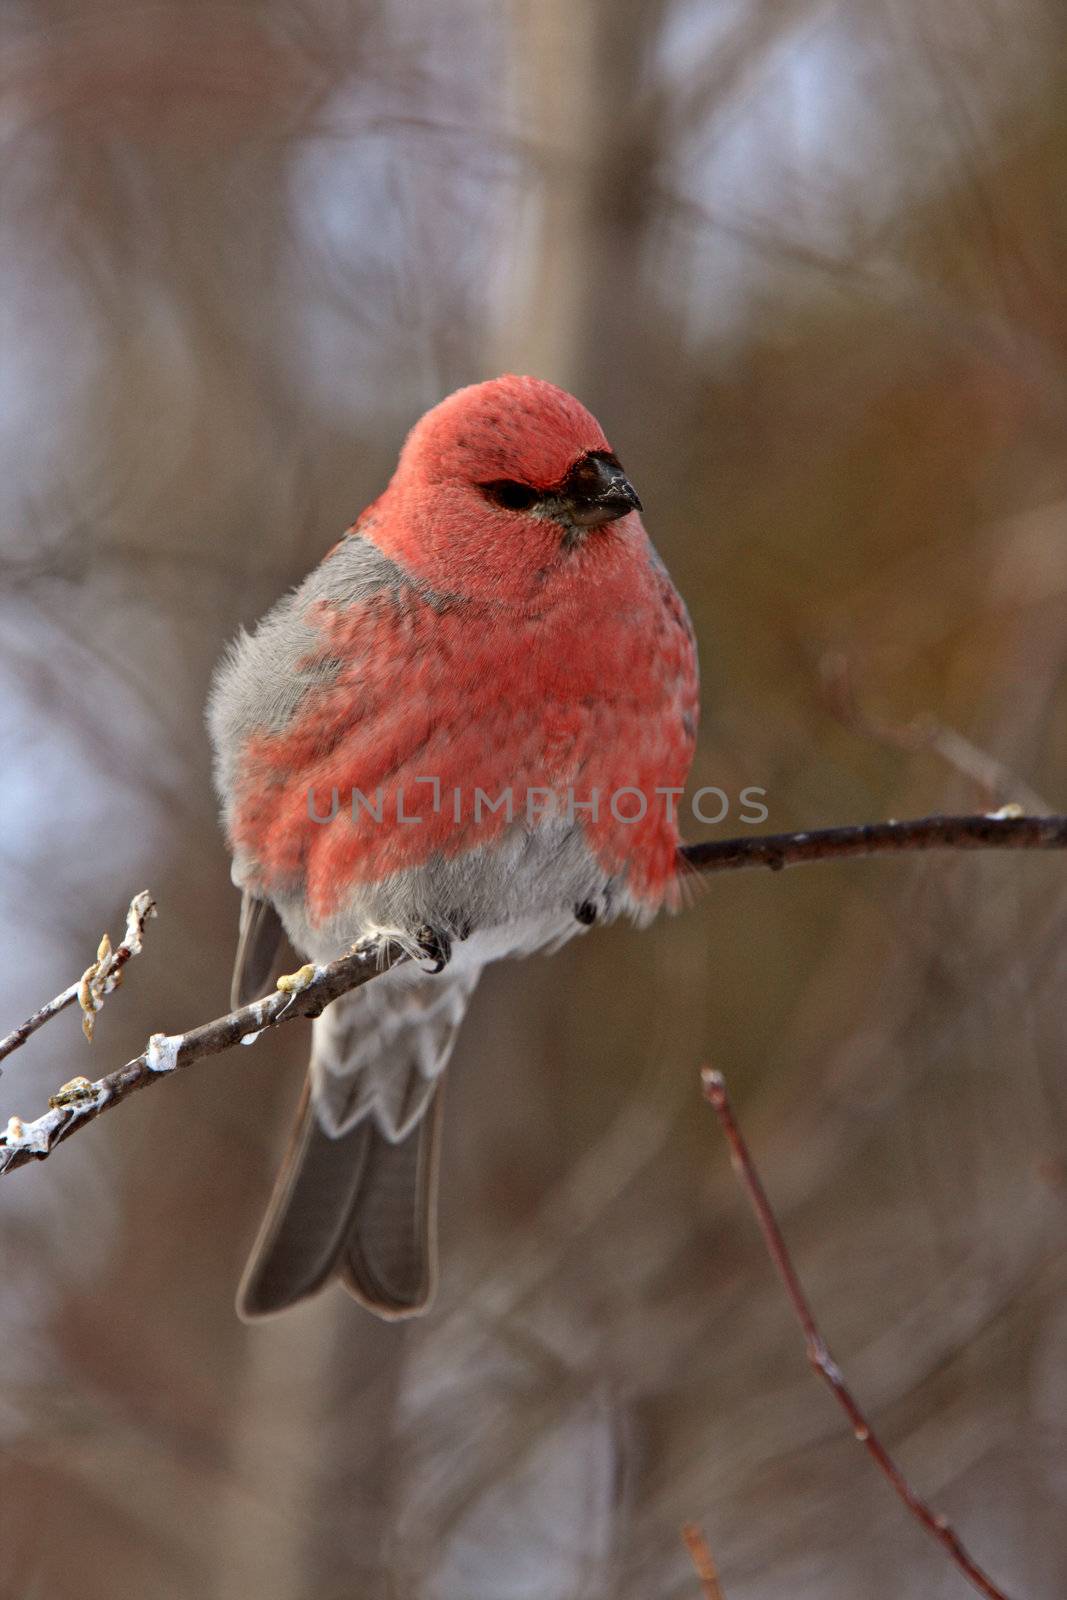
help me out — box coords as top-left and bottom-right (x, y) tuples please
(680, 1521), (727, 1600)
(701, 1067), (1015, 1600)
(0, 890), (157, 1066)
(1, 810), (1065, 1175)
(679, 810), (1066, 875)
(0, 942), (407, 1175)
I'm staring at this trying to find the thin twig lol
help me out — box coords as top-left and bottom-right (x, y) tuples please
(681, 1521), (727, 1600)
(819, 654), (1051, 814)
(680, 811), (1066, 876)
(0, 891), (156, 1066)
(2, 812), (1066, 1174)
(700, 1067), (1016, 1600)
(0, 942), (407, 1174)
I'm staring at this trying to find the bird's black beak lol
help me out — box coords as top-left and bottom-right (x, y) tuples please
(560, 451), (642, 528)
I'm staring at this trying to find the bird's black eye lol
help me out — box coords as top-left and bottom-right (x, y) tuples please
(479, 479), (540, 512)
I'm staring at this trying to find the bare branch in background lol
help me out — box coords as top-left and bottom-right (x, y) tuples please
(0, 889), (156, 1065)
(2, 813), (1067, 1175)
(819, 653), (1052, 814)
(701, 1068), (1016, 1600)
(681, 1521), (727, 1600)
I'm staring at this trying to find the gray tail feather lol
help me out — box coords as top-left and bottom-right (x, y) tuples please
(237, 1080), (443, 1321)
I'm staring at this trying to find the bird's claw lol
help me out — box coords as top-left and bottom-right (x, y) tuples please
(414, 924), (451, 973)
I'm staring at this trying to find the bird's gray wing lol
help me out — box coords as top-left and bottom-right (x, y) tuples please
(231, 891), (285, 1009)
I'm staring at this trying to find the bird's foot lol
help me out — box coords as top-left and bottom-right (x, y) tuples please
(341, 925), (454, 975)
(574, 900), (598, 926)
(413, 923), (452, 973)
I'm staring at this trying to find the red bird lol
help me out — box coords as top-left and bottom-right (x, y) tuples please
(209, 375), (698, 1319)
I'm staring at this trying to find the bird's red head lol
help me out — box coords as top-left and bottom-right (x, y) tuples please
(365, 375), (644, 602)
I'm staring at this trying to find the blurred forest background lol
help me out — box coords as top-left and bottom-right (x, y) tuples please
(2, 1), (1067, 1596)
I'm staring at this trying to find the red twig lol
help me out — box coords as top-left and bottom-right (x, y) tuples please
(681, 1521), (727, 1600)
(700, 1067), (1017, 1600)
